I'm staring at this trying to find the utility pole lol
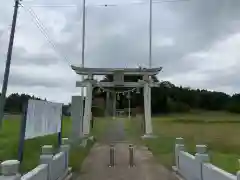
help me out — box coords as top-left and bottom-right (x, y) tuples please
(81, 0), (86, 69)
(81, 0), (86, 97)
(149, 0), (153, 68)
(80, 0), (86, 131)
(0, 0), (21, 127)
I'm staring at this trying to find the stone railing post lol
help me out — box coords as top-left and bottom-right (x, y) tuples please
(61, 138), (70, 169)
(237, 170), (240, 180)
(62, 138), (69, 145)
(195, 145), (209, 180)
(0, 160), (21, 180)
(41, 145), (53, 155)
(175, 137), (185, 171)
(81, 138), (87, 147)
(40, 145), (53, 180)
(237, 160), (240, 180)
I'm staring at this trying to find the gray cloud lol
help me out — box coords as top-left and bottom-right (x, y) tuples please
(11, 48), (59, 66)
(1, 0), (240, 102)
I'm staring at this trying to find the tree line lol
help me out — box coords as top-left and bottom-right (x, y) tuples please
(1, 93), (70, 115)
(94, 75), (240, 114)
(1, 75), (240, 115)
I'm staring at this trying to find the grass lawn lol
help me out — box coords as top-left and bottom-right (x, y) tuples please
(0, 115), (108, 173)
(0, 115), (72, 172)
(125, 111), (240, 174)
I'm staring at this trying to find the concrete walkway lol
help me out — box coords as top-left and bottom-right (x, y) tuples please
(102, 119), (126, 143)
(77, 119), (178, 180)
(79, 143), (178, 180)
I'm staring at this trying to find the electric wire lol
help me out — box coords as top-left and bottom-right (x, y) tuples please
(20, 3), (72, 66)
(22, 0), (191, 8)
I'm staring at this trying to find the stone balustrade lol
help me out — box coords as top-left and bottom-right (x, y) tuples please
(0, 138), (72, 180)
(173, 137), (240, 180)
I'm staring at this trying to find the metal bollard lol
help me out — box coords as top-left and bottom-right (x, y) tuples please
(129, 144), (134, 167)
(109, 144), (115, 167)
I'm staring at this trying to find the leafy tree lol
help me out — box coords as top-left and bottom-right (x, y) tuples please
(92, 75), (236, 114)
(2, 75), (240, 115)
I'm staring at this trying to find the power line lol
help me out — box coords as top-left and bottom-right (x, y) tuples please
(21, 0), (191, 8)
(18, 0), (190, 67)
(153, 0), (190, 3)
(89, 0), (191, 7)
(24, 4), (78, 7)
(21, 4), (69, 63)
(19, 3), (72, 66)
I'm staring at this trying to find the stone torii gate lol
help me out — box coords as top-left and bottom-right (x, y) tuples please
(71, 66), (162, 139)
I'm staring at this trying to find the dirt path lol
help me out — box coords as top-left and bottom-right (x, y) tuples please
(77, 119), (178, 180)
(79, 143), (178, 180)
(102, 119), (126, 143)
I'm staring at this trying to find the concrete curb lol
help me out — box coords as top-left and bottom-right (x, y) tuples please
(172, 166), (185, 180)
(141, 134), (158, 139)
(63, 168), (72, 180)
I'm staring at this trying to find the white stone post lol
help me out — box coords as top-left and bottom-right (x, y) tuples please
(143, 81), (152, 135)
(105, 91), (110, 116)
(237, 171), (240, 180)
(112, 92), (116, 120)
(83, 81), (93, 136)
(40, 145), (53, 180)
(62, 138), (69, 145)
(81, 138), (88, 148)
(128, 92), (131, 119)
(41, 145), (53, 155)
(195, 145), (209, 180)
(0, 160), (21, 180)
(61, 138), (70, 170)
(174, 137), (185, 171)
(71, 96), (84, 143)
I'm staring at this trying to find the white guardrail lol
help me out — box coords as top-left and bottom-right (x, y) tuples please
(0, 138), (72, 180)
(173, 137), (240, 180)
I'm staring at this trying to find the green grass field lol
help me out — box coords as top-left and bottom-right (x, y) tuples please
(2, 112), (240, 174)
(125, 111), (240, 174)
(0, 115), (108, 173)
(0, 115), (71, 172)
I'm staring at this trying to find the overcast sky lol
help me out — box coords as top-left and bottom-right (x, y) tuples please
(1, 0), (240, 103)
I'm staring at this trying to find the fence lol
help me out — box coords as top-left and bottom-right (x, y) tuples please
(0, 138), (72, 180)
(173, 137), (240, 180)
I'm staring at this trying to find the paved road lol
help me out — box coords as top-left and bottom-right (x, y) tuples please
(102, 119), (126, 143)
(76, 118), (178, 180)
(78, 143), (178, 180)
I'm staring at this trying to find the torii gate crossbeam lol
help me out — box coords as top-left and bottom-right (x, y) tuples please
(71, 66), (162, 139)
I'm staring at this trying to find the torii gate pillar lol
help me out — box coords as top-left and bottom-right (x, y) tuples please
(105, 92), (111, 116)
(112, 92), (117, 119)
(143, 80), (153, 135)
(83, 77), (93, 136)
